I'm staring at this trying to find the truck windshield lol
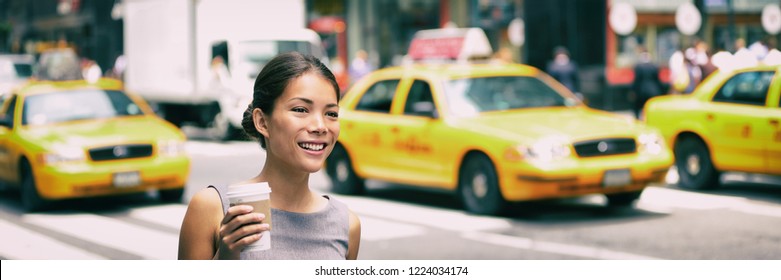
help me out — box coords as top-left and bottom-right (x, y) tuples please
(237, 40), (323, 79)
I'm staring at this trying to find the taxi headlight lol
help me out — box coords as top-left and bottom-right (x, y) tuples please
(506, 136), (572, 162)
(158, 140), (186, 157)
(41, 147), (86, 165)
(638, 132), (665, 155)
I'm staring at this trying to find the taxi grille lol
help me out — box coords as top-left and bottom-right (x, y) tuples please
(573, 138), (636, 157)
(89, 144), (153, 161)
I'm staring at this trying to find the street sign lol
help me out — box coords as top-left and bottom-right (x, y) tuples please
(762, 4), (781, 35)
(609, 3), (637, 36)
(675, 3), (701, 36)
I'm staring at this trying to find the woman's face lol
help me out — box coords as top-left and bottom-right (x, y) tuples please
(257, 72), (340, 173)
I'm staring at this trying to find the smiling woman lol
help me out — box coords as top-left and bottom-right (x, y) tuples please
(178, 52), (361, 260)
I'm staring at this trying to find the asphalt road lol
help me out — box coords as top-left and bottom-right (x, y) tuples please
(1, 139), (780, 260)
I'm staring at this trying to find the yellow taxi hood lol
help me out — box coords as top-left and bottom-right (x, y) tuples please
(20, 116), (184, 149)
(452, 107), (642, 142)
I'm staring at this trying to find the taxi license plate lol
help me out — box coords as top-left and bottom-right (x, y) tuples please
(113, 171), (141, 188)
(603, 169), (631, 188)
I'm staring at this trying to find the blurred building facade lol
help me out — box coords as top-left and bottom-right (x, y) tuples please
(1, 0), (777, 110)
(0, 0), (123, 74)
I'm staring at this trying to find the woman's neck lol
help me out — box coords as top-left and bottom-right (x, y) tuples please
(251, 160), (324, 213)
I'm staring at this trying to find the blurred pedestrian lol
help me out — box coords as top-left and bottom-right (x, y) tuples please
(733, 38), (758, 68)
(632, 47), (662, 119)
(693, 40), (716, 80)
(749, 37), (769, 60)
(81, 58), (102, 82)
(491, 47), (514, 64)
(349, 49), (375, 84)
(178, 52), (361, 260)
(210, 55), (231, 85)
(669, 48), (688, 93)
(546, 46), (580, 96)
(683, 48), (702, 93)
(108, 54), (127, 81)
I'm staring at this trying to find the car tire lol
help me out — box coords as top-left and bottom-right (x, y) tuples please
(326, 145), (365, 195)
(159, 188), (184, 203)
(21, 162), (47, 212)
(606, 191), (643, 207)
(675, 137), (720, 190)
(459, 153), (506, 215)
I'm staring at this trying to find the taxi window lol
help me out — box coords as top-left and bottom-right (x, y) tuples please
(355, 79), (399, 113)
(1, 95), (17, 128)
(444, 76), (568, 116)
(712, 71), (773, 106)
(403, 80), (436, 116)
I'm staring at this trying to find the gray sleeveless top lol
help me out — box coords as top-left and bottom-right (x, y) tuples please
(209, 185), (350, 260)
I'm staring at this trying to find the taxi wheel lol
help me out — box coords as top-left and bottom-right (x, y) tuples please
(21, 162), (47, 212)
(159, 188), (184, 203)
(675, 137), (720, 190)
(606, 191), (642, 207)
(459, 154), (506, 215)
(326, 145), (365, 195)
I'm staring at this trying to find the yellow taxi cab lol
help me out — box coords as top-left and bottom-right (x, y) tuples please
(325, 29), (672, 215)
(0, 78), (190, 211)
(644, 62), (781, 190)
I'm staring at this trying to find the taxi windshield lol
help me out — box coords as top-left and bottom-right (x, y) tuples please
(22, 89), (144, 126)
(443, 76), (572, 116)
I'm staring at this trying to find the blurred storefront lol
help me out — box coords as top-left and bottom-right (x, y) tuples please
(0, 0), (123, 74)
(307, 0), (524, 69)
(607, 0), (779, 87)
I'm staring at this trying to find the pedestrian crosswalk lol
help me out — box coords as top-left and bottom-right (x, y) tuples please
(0, 219), (106, 260)
(22, 212), (179, 260)
(1, 186), (780, 260)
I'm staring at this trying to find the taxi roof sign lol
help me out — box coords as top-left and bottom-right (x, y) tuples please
(408, 28), (493, 63)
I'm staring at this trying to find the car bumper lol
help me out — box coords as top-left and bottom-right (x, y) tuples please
(499, 152), (673, 201)
(34, 156), (190, 200)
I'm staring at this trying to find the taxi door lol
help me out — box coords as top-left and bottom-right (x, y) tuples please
(0, 95), (17, 181)
(341, 79), (401, 177)
(385, 79), (447, 186)
(765, 75), (781, 174)
(705, 71), (773, 173)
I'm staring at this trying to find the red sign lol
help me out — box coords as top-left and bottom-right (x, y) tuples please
(408, 37), (465, 60)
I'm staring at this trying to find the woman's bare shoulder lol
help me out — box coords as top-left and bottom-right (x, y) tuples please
(186, 187), (224, 217)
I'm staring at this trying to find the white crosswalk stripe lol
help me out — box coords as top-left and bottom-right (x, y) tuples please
(127, 204), (188, 229)
(460, 231), (660, 260)
(22, 212), (179, 260)
(0, 219), (106, 260)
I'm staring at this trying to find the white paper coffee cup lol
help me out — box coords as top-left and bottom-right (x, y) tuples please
(226, 182), (272, 253)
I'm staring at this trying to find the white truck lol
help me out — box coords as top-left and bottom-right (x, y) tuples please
(123, 0), (327, 140)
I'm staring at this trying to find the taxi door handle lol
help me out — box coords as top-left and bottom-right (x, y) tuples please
(390, 126), (400, 133)
(771, 119), (780, 127)
(706, 114), (715, 121)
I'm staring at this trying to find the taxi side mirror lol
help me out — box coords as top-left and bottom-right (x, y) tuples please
(411, 101), (438, 118)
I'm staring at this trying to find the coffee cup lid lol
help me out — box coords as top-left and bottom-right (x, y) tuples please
(226, 182), (271, 196)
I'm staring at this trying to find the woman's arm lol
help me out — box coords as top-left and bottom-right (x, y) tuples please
(346, 210), (361, 260)
(178, 187), (269, 260)
(178, 188), (222, 259)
